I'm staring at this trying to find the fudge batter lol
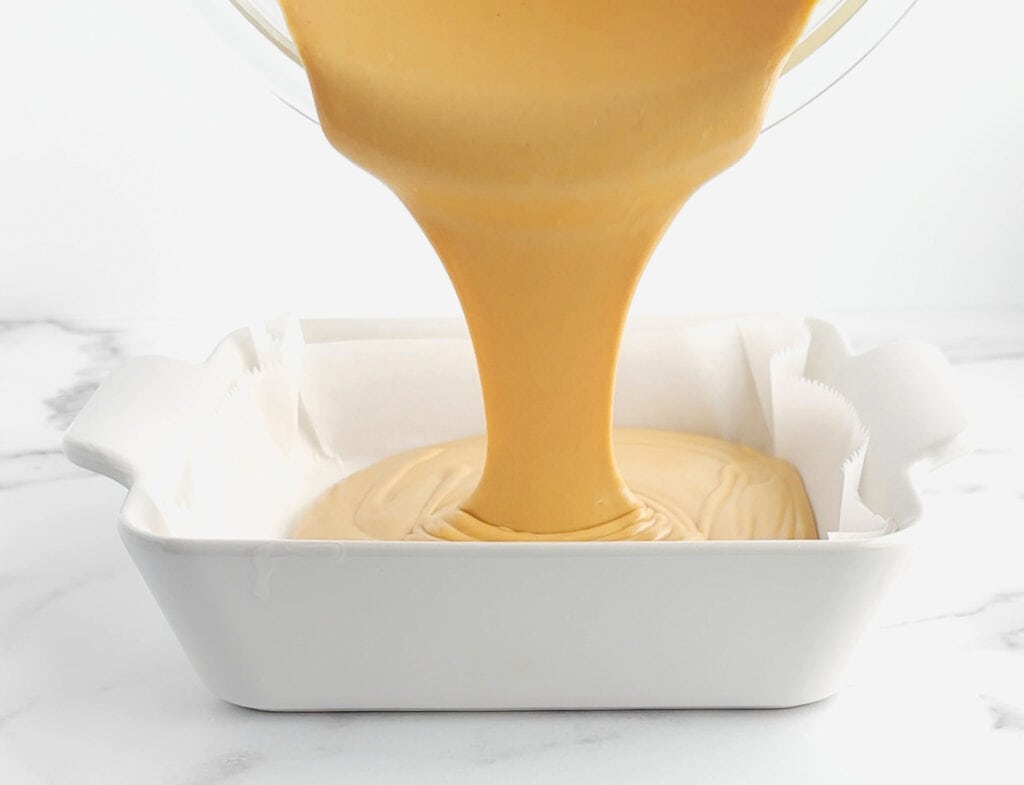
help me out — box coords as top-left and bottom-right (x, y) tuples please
(280, 0), (820, 541)
(294, 430), (816, 541)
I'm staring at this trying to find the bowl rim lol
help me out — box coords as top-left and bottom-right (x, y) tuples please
(194, 0), (921, 130)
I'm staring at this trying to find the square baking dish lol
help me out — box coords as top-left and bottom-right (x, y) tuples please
(63, 317), (968, 710)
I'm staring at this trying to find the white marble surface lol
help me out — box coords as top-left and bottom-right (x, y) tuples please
(1, 311), (1022, 784)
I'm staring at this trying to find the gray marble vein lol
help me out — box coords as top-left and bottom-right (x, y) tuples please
(39, 322), (125, 431)
(183, 751), (267, 785)
(0, 449), (85, 491)
(0, 698), (40, 731)
(474, 729), (620, 767)
(982, 696), (1024, 732)
(887, 590), (1024, 628)
(2, 567), (123, 640)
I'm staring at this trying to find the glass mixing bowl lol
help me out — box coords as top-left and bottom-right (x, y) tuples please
(191, 0), (917, 129)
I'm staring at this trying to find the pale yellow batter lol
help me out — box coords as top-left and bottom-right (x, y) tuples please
(294, 430), (816, 541)
(280, 0), (821, 541)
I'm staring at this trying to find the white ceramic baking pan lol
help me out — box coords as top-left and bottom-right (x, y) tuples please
(64, 317), (968, 710)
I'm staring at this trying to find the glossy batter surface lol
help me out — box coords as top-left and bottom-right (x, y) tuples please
(279, 0), (820, 541)
(293, 429), (818, 541)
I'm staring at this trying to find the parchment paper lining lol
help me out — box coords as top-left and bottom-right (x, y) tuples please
(147, 315), (968, 541)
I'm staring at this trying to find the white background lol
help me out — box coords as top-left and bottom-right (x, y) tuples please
(1, 0), (1022, 320)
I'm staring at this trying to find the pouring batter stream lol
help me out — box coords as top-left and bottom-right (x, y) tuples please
(281, 0), (820, 541)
